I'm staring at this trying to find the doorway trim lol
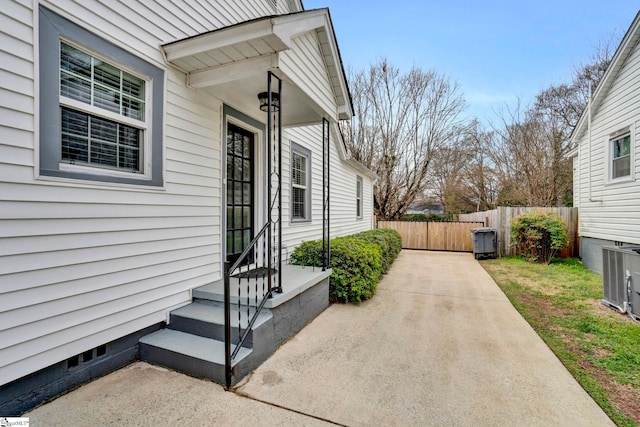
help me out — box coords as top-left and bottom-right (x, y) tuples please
(222, 104), (266, 266)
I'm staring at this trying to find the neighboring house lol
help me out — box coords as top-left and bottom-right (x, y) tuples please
(569, 11), (640, 274)
(0, 0), (375, 414)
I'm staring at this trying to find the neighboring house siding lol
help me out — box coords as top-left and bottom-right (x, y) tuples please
(571, 16), (640, 274)
(574, 40), (640, 246)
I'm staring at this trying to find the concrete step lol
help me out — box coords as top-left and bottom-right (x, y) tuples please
(139, 329), (251, 384)
(139, 265), (329, 386)
(168, 301), (273, 347)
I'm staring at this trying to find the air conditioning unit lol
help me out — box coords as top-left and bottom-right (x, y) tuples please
(602, 246), (640, 321)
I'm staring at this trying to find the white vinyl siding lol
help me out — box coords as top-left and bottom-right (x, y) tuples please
(573, 31), (640, 245)
(281, 125), (373, 254)
(279, 32), (338, 122)
(0, 0), (339, 388)
(0, 0), (261, 386)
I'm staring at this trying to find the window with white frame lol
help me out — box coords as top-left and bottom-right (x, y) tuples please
(611, 132), (631, 180)
(291, 143), (311, 222)
(39, 7), (164, 186)
(356, 175), (363, 219)
(60, 43), (146, 172)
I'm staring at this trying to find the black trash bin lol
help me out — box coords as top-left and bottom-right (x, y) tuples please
(470, 227), (497, 259)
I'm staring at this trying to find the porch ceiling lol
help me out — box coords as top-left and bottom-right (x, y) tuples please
(162, 9), (352, 126)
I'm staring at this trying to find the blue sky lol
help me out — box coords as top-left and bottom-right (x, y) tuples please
(304, 1), (638, 124)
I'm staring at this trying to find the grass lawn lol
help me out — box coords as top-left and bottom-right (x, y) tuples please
(481, 257), (640, 427)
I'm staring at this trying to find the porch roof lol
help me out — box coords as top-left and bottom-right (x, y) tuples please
(162, 9), (353, 126)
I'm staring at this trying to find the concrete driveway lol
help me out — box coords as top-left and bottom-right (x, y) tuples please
(26, 250), (613, 426)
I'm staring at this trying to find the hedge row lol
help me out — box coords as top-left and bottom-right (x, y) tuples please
(290, 228), (402, 303)
(401, 213), (453, 222)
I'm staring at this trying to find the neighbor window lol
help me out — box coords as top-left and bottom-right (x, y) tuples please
(39, 7), (164, 186)
(291, 143), (311, 222)
(611, 132), (631, 179)
(356, 175), (363, 219)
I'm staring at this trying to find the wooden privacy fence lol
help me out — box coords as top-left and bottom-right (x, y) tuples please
(378, 221), (484, 252)
(458, 206), (579, 258)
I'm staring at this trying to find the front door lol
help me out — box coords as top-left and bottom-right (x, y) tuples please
(226, 123), (255, 265)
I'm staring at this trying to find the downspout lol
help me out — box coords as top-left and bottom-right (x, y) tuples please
(588, 82), (603, 203)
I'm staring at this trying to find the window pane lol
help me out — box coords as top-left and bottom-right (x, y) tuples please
(61, 108), (89, 164)
(94, 85), (121, 114)
(293, 187), (305, 219)
(613, 156), (630, 179)
(613, 135), (631, 158)
(119, 147), (139, 170)
(61, 134), (89, 163)
(242, 207), (250, 228)
(356, 176), (363, 218)
(60, 73), (92, 104)
(226, 231), (234, 253)
(119, 124), (141, 171)
(226, 134), (234, 155)
(119, 125), (140, 147)
(243, 159), (251, 181)
(233, 231), (243, 253)
(60, 42), (146, 122)
(292, 152), (306, 186)
(243, 135), (251, 157)
(122, 95), (144, 121)
(91, 116), (117, 143)
(91, 141), (117, 167)
(235, 134), (244, 156)
(234, 182), (242, 204)
(243, 183), (251, 204)
(61, 107), (141, 172)
(122, 73), (145, 99)
(234, 157), (243, 180)
(94, 61), (121, 91)
(60, 43), (91, 78)
(227, 207), (234, 228)
(234, 208), (243, 230)
(61, 107), (89, 136)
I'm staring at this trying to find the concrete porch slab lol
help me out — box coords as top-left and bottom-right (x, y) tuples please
(193, 263), (331, 309)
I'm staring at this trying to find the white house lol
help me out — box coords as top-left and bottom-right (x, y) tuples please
(0, 0), (375, 414)
(569, 11), (640, 274)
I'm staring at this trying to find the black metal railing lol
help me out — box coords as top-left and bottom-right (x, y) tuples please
(224, 222), (276, 388)
(322, 118), (331, 270)
(224, 71), (282, 389)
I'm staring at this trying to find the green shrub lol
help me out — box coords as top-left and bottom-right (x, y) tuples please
(354, 229), (402, 273)
(291, 233), (388, 303)
(510, 211), (568, 264)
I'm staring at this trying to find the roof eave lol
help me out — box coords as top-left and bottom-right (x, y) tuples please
(570, 10), (640, 144)
(160, 8), (353, 121)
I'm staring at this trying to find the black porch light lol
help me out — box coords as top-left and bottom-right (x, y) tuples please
(258, 91), (280, 112)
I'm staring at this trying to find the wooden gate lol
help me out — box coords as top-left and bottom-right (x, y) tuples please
(378, 221), (485, 252)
